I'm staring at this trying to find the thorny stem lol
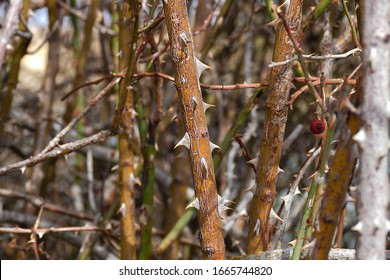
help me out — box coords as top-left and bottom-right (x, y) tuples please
(162, 0), (225, 259)
(247, 0), (303, 254)
(116, 0), (140, 260)
(311, 93), (360, 259)
(158, 88), (263, 256)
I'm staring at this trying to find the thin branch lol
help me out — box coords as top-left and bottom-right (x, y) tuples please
(41, 70), (124, 154)
(0, 225), (106, 235)
(0, 129), (115, 176)
(268, 48), (362, 68)
(275, 147), (321, 248)
(341, 0), (360, 48)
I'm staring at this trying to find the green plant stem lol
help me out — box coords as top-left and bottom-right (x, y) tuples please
(157, 208), (195, 255)
(137, 101), (157, 260)
(292, 115), (336, 259)
(291, 179), (317, 260)
(306, 117), (336, 241)
(341, 0), (360, 48)
(265, 0), (276, 20)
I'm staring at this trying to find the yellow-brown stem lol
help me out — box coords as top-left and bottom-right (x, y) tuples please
(163, 0), (225, 259)
(247, 0), (303, 254)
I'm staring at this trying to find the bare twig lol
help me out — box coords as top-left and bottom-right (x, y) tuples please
(41, 71), (124, 154)
(268, 48), (362, 68)
(0, 129), (115, 176)
(275, 147), (321, 248)
(0, 225), (106, 235)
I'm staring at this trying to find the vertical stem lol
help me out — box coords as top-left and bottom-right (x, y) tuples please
(311, 108), (359, 259)
(36, 0), (60, 197)
(0, 0), (29, 135)
(247, 0), (303, 254)
(292, 117), (336, 259)
(137, 101), (157, 259)
(356, 0), (390, 260)
(63, 0), (101, 123)
(117, 0), (140, 260)
(163, 0), (226, 259)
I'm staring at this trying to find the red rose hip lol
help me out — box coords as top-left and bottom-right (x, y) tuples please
(310, 119), (325, 134)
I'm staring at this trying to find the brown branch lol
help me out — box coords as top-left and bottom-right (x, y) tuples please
(116, 0), (140, 260)
(60, 71), (125, 101)
(0, 226), (106, 235)
(247, 0), (303, 254)
(163, 0), (226, 259)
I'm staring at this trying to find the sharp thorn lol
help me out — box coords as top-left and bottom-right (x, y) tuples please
(210, 141), (221, 153)
(174, 132), (191, 150)
(186, 197), (200, 211)
(203, 101), (215, 112)
(195, 57), (211, 79)
(351, 221), (363, 233)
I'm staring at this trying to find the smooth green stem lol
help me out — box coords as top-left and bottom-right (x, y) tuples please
(292, 179), (317, 260)
(265, 0), (276, 20)
(137, 101), (157, 260)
